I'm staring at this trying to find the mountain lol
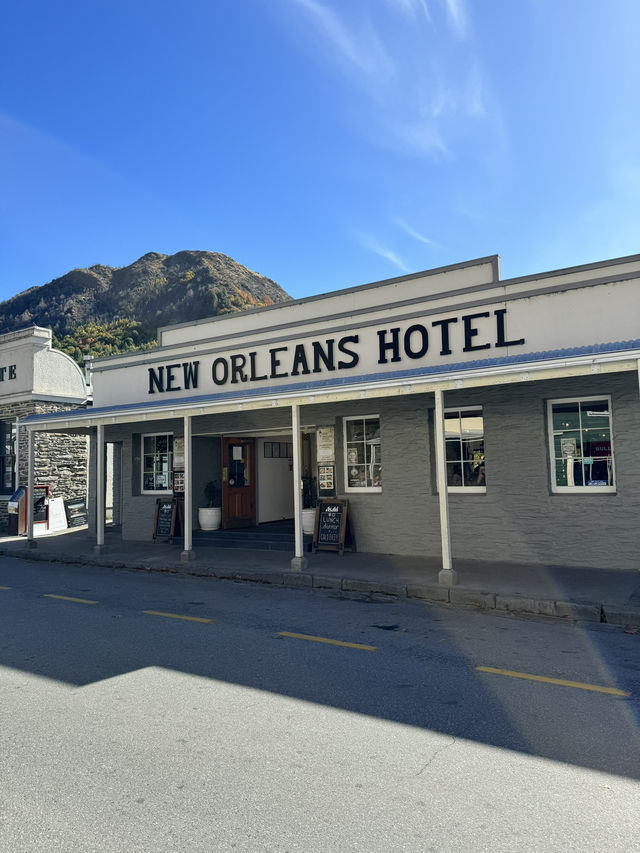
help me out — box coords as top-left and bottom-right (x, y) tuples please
(0, 250), (292, 362)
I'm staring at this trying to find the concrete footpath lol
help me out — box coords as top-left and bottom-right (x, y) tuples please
(1, 527), (640, 629)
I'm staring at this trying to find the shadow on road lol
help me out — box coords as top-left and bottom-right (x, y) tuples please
(2, 557), (639, 782)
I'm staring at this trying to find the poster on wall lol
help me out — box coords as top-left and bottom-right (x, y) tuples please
(173, 438), (185, 468)
(316, 426), (335, 463)
(318, 464), (335, 493)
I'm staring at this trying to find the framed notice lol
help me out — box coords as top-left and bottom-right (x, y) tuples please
(316, 426), (335, 463)
(318, 464), (334, 492)
(313, 498), (350, 555)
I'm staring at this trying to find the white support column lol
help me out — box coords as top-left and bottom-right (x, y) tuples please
(26, 427), (36, 547)
(95, 423), (105, 552)
(290, 403), (308, 571)
(434, 389), (456, 586)
(181, 414), (195, 561)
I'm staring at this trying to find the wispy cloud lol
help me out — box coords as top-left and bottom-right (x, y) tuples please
(443, 0), (469, 38)
(392, 0), (432, 22)
(289, 0), (395, 80)
(357, 233), (411, 272)
(396, 218), (441, 249)
(281, 0), (492, 162)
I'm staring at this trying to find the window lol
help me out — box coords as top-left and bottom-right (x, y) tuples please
(141, 433), (173, 493)
(0, 421), (16, 493)
(548, 397), (615, 492)
(445, 407), (485, 491)
(344, 416), (381, 491)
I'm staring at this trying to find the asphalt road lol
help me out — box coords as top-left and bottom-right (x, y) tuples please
(1, 556), (639, 852)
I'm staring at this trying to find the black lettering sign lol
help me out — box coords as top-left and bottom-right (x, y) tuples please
(153, 498), (178, 541)
(313, 498), (349, 555)
(0, 365), (16, 381)
(32, 485), (49, 524)
(64, 495), (88, 528)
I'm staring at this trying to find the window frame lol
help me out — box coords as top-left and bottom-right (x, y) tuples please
(547, 395), (616, 494)
(444, 405), (486, 494)
(140, 432), (174, 495)
(343, 415), (382, 493)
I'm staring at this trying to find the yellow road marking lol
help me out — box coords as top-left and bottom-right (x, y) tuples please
(0, 585), (11, 590)
(278, 631), (377, 651)
(143, 610), (214, 624)
(44, 594), (98, 604)
(476, 666), (630, 697)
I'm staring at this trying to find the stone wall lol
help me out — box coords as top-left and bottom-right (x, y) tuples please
(0, 400), (88, 531)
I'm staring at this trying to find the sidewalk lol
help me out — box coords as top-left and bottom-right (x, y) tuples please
(1, 526), (639, 628)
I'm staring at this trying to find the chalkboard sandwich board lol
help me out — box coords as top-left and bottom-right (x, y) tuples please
(64, 495), (88, 528)
(32, 485), (49, 525)
(153, 497), (178, 542)
(313, 498), (350, 555)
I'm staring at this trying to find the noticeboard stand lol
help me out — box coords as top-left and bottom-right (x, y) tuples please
(31, 485), (50, 530)
(312, 498), (355, 556)
(153, 497), (183, 543)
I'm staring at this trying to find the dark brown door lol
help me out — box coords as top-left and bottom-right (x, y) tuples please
(222, 437), (256, 528)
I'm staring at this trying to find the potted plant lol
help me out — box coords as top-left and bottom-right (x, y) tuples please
(198, 480), (222, 531)
(301, 475), (317, 535)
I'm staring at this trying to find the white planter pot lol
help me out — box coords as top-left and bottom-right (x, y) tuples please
(301, 507), (316, 535)
(198, 506), (222, 531)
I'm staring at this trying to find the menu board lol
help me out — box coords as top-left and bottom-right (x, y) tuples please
(313, 498), (349, 555)
(153, 498), (178, 541)
(64, 496), (88, 528)
(32, 485), (49, 525)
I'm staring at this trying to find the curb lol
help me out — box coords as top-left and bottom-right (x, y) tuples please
(2, 545), (639, 629)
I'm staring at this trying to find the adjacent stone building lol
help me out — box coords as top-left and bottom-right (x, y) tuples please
(0, 326), (89, 531)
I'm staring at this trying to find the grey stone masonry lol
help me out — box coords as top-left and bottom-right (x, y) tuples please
(0, 400), (88, 531)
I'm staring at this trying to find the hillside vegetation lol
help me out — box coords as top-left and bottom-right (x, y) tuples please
(0, 250), (291, 363)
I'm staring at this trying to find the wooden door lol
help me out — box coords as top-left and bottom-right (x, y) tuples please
(222, 437), (256, 528)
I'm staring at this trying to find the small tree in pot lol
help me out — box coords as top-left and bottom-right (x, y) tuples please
(198, 480), (222, 530)
(301, 475), (317, 534)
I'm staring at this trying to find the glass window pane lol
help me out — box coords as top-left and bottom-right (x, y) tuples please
(447, 463), (463, 486)
(551, 398), (614, 490)
(345, 417), (381, 489)
(552, 403), (580, 432)
(445, 409), (484, 489)
(142, 433), (173, 491)
(446, 440), (461, 462)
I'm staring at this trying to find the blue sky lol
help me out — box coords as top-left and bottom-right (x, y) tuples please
(1, 0), (639, 302)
